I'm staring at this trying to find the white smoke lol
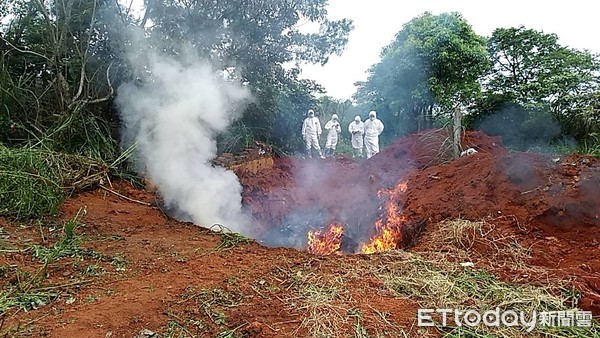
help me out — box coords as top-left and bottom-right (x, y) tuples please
(116, 45), (252, 234)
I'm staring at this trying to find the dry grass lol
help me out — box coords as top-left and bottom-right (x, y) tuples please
(355, 218), (599, 337)
(286, 271), (351, 338)
(421, 219), (533, 272)
(416, 127), (456, 167)
(371, 249), (598, 337)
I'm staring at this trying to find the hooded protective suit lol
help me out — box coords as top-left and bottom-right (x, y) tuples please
(348, 116), (365, 158)
(301, 110), (324, 158)
(363, 111), (384, 159)
(324, 114), (341, 156)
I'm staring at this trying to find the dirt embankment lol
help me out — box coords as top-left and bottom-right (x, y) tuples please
(237, 130), (508, 250)
(2, 129), (600, 337)
(402, 151), (600, 313)
(237, 129), (600, 312)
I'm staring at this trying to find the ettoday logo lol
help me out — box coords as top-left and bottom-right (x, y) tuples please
(417, 308), (593, 332)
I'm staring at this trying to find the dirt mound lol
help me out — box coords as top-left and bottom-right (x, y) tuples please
(398, 150), (600, 314)
(402, 152), (600, 236)
(237, 130), (508, 252)
(363, 129), (507, 183)
(237, 130), (600, 313)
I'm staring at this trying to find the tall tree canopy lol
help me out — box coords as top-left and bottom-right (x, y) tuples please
(355, 12), (490, 137)
(487, 26), (599, 107)
(142, 0), (353, 150)
(0, 0), (353, 153)
(0, 0), (125, 156)
(480, 26), (600, 141)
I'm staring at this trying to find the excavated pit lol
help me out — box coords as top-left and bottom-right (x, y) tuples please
(228, 130), (600, 256)
(233, 130), (524, 253)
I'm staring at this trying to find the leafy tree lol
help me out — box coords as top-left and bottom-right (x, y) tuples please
(355, 12), (490, 137)
(141, 0), (353, 150)
(316, 95), (352, 125)
(553, 89), (600, 141)
(487, 26), (598, 106)
(1, 0), (353, 156)
(479, 26), (600, 144)
(271, 74), (323, 153)
(0, 0), (127, 158)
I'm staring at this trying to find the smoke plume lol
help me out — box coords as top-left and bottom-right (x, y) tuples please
(476, 104), (563, 151)
(116, 42), (252, 234)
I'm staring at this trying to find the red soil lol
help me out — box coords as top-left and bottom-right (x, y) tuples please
(2, 184), (419, 337)
(239, 129), (600, 312)
(2, 129), (600, 337)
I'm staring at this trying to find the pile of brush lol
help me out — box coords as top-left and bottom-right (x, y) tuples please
(0, 144), (116, 219)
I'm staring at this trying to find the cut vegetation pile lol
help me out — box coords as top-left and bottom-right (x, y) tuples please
(0, 145), (119, 219)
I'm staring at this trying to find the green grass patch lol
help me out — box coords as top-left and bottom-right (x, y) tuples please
(208, 225), (252, 252)
(32, 209), (101, 263)
(0, 210), (97, 316)
(0, 145), (109, 219)
(161, 287), (245, 337)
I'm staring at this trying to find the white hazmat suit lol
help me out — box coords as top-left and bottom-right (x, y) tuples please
(363, 111), (384, 159)
(324, 114), (341, 157)
(348, 116), (365, 158)
(301, 110), (324, 159)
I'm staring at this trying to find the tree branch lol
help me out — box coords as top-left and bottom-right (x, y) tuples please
(72, 0), (99, 103)
(0, 36), (51, 61)
(86, 62), (115, 105)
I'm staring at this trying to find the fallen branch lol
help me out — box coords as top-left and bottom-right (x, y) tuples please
(34, 279), (93, 291)
(99, 185), (152, 206)
(521, 187), (542, 195)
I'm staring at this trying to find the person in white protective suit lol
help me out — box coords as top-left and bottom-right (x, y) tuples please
(324, 114), (342, 157)
(363, 110), (384, 159)
(348, 115), (365, 158)
(301, 109), (325, 159)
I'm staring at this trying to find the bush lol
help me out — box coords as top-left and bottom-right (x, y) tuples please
(0, 145), (109, 219)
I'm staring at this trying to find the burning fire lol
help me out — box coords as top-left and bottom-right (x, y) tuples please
(307, 223), (344, 255)
(305, 180), (409, 256)
(361, 180), (409, 254)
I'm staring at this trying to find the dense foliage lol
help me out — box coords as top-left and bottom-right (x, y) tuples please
(354, 12), (490, 138)
(355, 16), (600, 149)
(0, 0), (353, 154)
(480, 26), (600, 146)
(1, 4), (599, 156)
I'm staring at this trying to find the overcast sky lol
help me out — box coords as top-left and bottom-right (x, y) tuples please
(300, 0), (600, 100)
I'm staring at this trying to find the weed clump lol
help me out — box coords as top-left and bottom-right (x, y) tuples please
(0, 144), (109, 219)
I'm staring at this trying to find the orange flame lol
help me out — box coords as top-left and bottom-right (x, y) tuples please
(307, 223), (344, 255)
(361, 180), (408, 254)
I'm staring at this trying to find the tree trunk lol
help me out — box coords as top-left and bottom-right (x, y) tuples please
(453, 106), (462, 159)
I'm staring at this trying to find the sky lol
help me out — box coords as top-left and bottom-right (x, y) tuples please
(300, 0), (600, 100)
